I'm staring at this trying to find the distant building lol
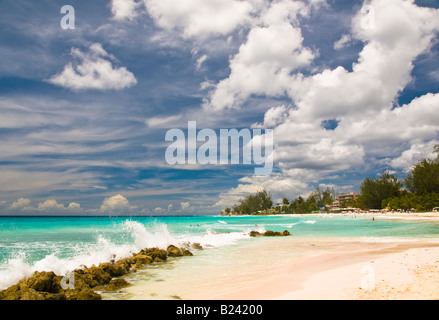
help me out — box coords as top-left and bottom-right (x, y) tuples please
(330, 192), (358, 212)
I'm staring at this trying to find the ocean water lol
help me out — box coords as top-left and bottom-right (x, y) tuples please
(1, 215), (439, 292)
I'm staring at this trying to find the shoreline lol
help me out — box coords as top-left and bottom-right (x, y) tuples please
(2, 215), (439, 300)
(111, 214), (439, 300)
(275, 244), (439, 300)
(122, 234), (439, 300)
(223, 211), (439, 220)
(183, 239), (439, 300)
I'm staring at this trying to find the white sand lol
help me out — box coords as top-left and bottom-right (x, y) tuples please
(276, 246), (439, 300)
(121, 213), (439, 300)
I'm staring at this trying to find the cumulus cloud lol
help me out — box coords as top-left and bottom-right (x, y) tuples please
(389, 140), (439, 172)
(37, 199), (82, 212)
(180, 201), (190, 210)
(144, 0), (254, 39)
(100, 194), (136, 212)
(253, 105), (290, 128)
(214, 174), (310, 208)
(10, 197), (31, 209)
(110, 0), (142, 21)
(281, 1), (438, 155)
(109, 0), (255, 38)
(212, 0), (439, 200)
(48, 43), (137, 91)
(7, 198), (82, 213)
(38, 199), (65, 211)
(204, 0), (316, 111)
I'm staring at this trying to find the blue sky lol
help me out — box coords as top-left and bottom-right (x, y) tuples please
(0, 0), (438, 215)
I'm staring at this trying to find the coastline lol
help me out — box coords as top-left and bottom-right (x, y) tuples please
(214, 243), (439, 300)
(122, 213), (439, 300)
(225, 211), (439, 220)
(1, 214), (438, 300)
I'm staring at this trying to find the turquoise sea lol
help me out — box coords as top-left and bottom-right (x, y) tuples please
(1, 214), (439, 292)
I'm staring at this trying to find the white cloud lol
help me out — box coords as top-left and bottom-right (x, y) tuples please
(8, 197), (82, 213)
(35, 199), (82, 212)
(180, 201), (190, 210)
(214, 174), (310, 208)
(390, 140), (439, 172)
(215, 0), (439, 202)
(38, 199), (66, 211)
(253, 105), (290, 128)
(111, 0), (257, 38)
(110, 0), (142, 21)
(10, 197), (31, 209)
(145, 115), (182, 128)
(143, 0), (254, 39)
(67, 202), (81, 210)
(100, 194), (136, 212)
(204, 1), (316, 111)
(333, 34), (352, 50)
(195, 54), (207, 71)
(48, 43), (137, 91)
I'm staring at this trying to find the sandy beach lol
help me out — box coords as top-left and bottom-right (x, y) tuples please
(276, 246), (439, 300)
(121, 212), (439, 300)
(194, 241), (439, 300)
(211, 212), (439, 300)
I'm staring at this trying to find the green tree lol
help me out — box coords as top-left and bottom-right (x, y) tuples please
(232, 189), (272, 214)
(405, 159), (439, 195)
(358, 171), (402, 210)
(313, 186), (336, 209)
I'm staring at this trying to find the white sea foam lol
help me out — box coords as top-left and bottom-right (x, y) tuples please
(0, 219), (253, 290)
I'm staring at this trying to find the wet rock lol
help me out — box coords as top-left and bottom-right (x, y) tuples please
(0, 274), (66, 300)
(0, 245), (196, 300)
(84, 265), (112, 286)
(192, 242), (203, 250)
(24, 271), (57, 292)
(131, 254), (153, 265)
(100, 262), (128, 277)
(62, 288), (101, 300)
(167, 245), (183, 257)
(141, 248), (168, 261)
(106, 279), (130, 291)
(249, 230), (292, 237)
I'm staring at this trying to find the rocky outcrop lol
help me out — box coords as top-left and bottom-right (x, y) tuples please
(0, 245), (193, 300)
(0, 232), (287, 300)
(249, 230), (292, 237)
(167, 245), (194, 257)
(106, 279), (130, 291)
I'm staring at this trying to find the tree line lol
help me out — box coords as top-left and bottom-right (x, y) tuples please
(223, 145), (439, 215)
(224, 186), (337, 215)
(358, 145), (439, 211)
